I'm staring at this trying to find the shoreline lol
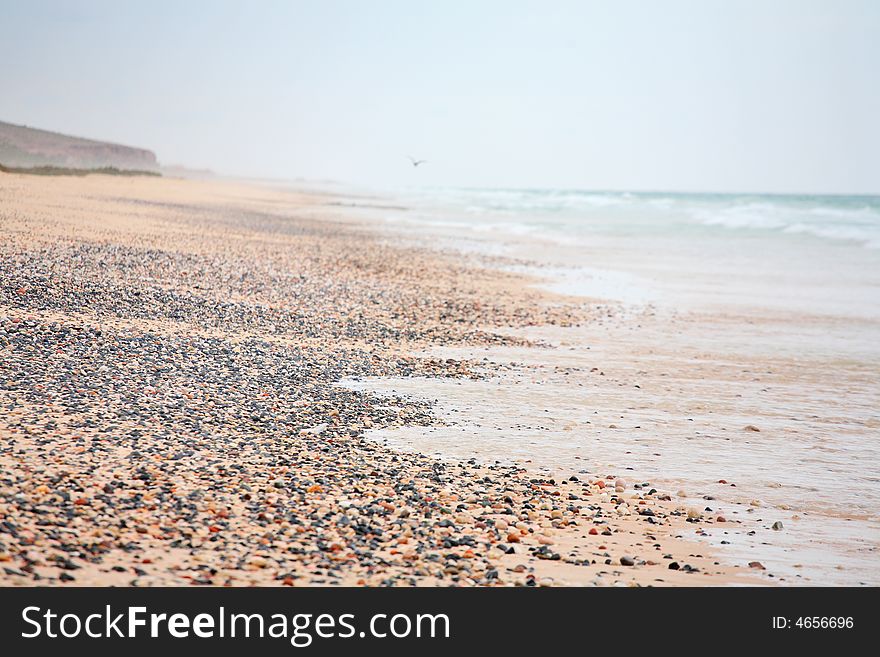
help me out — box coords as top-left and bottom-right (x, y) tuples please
(1, 172), (772, 586)
(346, 195), (880, 585)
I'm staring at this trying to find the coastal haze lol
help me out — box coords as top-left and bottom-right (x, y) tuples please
(0, 1), (878, 588)
(1, 0), (879, 193)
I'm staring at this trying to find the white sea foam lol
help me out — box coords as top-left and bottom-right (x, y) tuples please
(688, 199), (880, 248)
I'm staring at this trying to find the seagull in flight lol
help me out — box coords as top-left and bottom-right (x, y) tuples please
(407, 155), (427, 167)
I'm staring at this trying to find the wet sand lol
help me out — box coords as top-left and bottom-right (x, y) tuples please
(0, 173), (764, 586)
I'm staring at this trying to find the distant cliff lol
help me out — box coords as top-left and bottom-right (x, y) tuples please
(0, 120), (158, 170)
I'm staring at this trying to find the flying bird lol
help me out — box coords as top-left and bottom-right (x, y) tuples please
(407, 156), (427, 167)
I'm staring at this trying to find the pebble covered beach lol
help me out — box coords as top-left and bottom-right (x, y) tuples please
(0, 174), (758, 586)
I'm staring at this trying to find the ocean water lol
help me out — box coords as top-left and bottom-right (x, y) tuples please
(391, 187), (880, 251)
(376, 187), (880, 331)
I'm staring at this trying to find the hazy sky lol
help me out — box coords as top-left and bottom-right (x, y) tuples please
(1, 0), (878, 193)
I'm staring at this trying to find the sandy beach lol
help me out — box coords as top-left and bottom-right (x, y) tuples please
(0, 172), (774, 587)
